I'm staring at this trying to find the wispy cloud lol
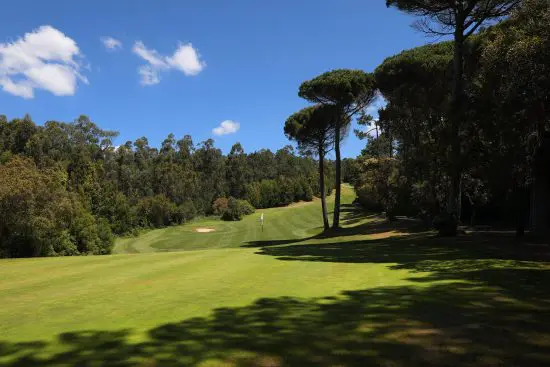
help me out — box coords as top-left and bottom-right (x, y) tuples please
(213, 120), (240, 136)
(0, 25), (87, 99)
(101, 36), (122, 51)
(132, 41), (205, 85)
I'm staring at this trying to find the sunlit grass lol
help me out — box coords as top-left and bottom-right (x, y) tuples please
(1, 184), (550, 365)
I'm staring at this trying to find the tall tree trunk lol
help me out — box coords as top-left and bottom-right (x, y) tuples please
(515, 186), (526, 238)
(388, 125), (393, 158)
(443, 27), (465, 236)
(531, 132), (550, 238)
(319, 148), (330, 231)
(333, 115), (342, 229)
(530, 173), (549, 238)
(457, 175), (463, 222)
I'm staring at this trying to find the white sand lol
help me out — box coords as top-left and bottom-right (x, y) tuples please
(194, 228), (216, 233)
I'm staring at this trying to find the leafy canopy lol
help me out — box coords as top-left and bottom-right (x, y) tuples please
(298, 69), (377, 114)
(386, 0), (521, 38)
(284, 104), (339, 152)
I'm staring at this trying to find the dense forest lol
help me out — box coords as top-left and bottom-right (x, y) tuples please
(2, 0), (549, 259)
(348, 0), (549, 236)
(283, 0), (548, 238)
(0, 115), (334, 258)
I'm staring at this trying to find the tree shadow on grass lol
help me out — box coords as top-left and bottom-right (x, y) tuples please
(254, 232), (550, 266)
(3, 229), (550, 366)
(242, 213), (428, 249)
(3, 218), (550, 365)
(2, 279), (550, 366)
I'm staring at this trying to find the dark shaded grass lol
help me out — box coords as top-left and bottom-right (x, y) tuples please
(2, 216), (550, 366)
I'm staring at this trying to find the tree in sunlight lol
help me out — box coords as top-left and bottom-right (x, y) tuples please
(285, 104), (342, 230)
(299, 69), (377, 229)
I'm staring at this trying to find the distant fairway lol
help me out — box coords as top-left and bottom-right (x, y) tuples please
(2, 184), (550, 366)
(113, 186), (356, 254)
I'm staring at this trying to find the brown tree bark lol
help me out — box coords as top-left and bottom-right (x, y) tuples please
(319, 148), (330, 231)
(333, 114), (342, 229)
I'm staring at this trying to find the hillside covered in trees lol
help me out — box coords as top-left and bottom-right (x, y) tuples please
(2, 0), (549, 259)
(347, 0), (549, 237)
(0, 115), (334, 258)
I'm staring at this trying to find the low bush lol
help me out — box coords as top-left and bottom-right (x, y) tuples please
(221, 197), (255, 221)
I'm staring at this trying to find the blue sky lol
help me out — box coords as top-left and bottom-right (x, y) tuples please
(0, 0), (427, 157)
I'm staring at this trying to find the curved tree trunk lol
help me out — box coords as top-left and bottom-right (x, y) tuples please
(333, 116), (342, 229)
(319, 149), (329, 231)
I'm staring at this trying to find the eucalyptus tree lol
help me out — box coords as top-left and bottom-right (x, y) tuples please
(299, 70), (377, 228)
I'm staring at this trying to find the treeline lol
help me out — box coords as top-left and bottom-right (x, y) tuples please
(350, 0), (549, 236)
(0, 116), (334, 258)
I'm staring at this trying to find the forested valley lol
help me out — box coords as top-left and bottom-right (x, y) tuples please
(0, 115), (334, 257)
(2, 0), (549, 259)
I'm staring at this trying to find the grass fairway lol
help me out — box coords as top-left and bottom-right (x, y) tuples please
(2, 186), (550, 366)
(112, 187), (358, 254)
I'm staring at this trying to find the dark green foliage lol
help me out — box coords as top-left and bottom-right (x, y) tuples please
(351, 0), (549, 235)
(284, 104), (341, 230)
(284, 105), (338, 151)
(0, 114), (329, 258)
(386, 0), (522, 234)
(136, 195), (179, 228)
(244, 178), (316, 210)
(353, 157), (407, 220)
(244, 182), (262, 208)
(299, 70), (376, 109)
(0, 157), (113, 257)
(221, 198), (255, 221)
(298, 69), (378, 229)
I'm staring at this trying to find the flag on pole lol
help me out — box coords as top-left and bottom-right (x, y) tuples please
(260, 213), (264, 232)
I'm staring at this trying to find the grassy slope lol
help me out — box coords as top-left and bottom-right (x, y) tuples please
(1, 185), (550, 366)
(1, 187), (422, 340)
(113, 187), (353, 254)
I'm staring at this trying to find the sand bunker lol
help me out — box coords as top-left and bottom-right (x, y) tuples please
(194, 227), (216, 233)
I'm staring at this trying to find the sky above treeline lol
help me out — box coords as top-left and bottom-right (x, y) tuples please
(0, 0), (428, 158)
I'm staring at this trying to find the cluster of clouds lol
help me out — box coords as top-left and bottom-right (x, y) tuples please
(0, 25), (87, 99)
(0, 26), (206, 98)
(132, 41), (205, 85)
(102, 36), (206, 85)
(0, 25), (237, 135)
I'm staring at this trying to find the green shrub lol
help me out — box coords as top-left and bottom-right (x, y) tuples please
(245, 182), (261, 208)
(221, 197), (255, 221)
(136, 195), (178, 228)
(302, 181), (314, 201)
(177, 201), (196, 223)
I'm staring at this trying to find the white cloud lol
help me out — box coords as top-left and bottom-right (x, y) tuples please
(101, 36), (122, 51)
(167, 44), (204, 76)
(132, 41), (205, 85)
(137, 65), (160, 86)
(0, 25), (87, 99)
(133, 41), (165, 67)
(213, 120), (240, 136)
